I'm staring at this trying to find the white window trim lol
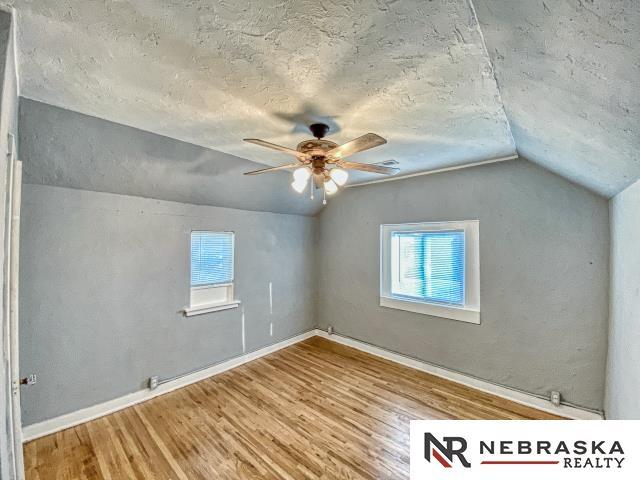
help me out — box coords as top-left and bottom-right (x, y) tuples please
(184, 231), (240, 317)
(380, 220), (480, 324)
(183, 300), (241, 317)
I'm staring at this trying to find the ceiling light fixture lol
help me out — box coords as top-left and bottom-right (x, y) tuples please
(291, 178), (307, 193)
(324, 179), (338, 195)
(243, 123), (399, 203)
(293, 167), (311, 183)
(329, 167), (348, 186)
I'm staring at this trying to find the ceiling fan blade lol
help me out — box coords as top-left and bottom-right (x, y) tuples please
(338, 160), (399, 175)
(244, 138), (307, 159)
(326, 133), (387, 159)
(243, 163), (301, 175)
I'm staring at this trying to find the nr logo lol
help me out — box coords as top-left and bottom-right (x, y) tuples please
(424, 433), (471, 468)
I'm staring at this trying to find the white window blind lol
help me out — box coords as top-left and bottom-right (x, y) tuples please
(190, 231), (234, 287)
(380, 221), (480, 324)
(391, 230), (465, 305)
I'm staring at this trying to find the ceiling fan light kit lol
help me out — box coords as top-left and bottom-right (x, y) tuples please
(291, 179), (307, 194)
(329, 167), (349, 186)
(324, 179), (338, 195)
(243, 123), (398, 202)
(293, 167), (311, 183)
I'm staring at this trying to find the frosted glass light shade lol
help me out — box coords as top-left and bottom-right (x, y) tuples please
(324, 179), (338, 195)
(293, 167), (311, 182)
(292, 178), (307, 193)
(329, 168), (349, 186)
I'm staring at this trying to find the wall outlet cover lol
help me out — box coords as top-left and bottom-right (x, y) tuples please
(148, 376), (159, 390)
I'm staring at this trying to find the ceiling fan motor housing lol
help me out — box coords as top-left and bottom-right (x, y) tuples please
(296, 139), (338, 157)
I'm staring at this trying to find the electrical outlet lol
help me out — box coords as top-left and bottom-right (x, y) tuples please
(148, 376), (159, 390)
(327, 325), (333, 335)
(20, 374), (37, 386)
(550, 390), (561, 406)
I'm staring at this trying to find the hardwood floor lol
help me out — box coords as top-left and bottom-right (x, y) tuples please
(24, 336), (562, 479)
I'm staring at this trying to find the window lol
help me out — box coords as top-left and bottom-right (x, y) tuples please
(184, 231), (239, 316)
(191, 231), (234, 287)
(380, 221), (480, 323)
(391, 230), (465, 305)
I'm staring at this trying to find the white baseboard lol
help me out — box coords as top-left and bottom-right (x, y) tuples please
(23, 327), (602, 442)
(314, 330), (603, 420)
(22, 330), (317, 442)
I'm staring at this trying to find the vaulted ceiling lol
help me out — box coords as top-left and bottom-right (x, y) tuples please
(8, 0), (639, 198)
(475, 0), (639, 197)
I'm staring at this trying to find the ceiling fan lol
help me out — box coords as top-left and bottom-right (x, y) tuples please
(243, 123), (398, 202)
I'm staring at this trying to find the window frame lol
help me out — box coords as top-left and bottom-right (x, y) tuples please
(380, 220), (480, 324)
(184, 231), (240, 316)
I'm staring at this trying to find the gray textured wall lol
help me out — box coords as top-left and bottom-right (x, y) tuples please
(0, 8), (19, 479)
(20, 184), (316, 425)
(15, 96), (617, 423)
(19, 98), (323, 216)
(317, 159), (610, 410)
(605, 179), (640, 419)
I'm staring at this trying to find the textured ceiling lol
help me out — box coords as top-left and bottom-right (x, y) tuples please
(9, 0), (515, 185)
(475, 0), (639, 197)
(6, 0), (639, 198)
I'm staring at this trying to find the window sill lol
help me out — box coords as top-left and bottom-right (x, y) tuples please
(380, 296), (480, 324)
(182, 300), (241, 317)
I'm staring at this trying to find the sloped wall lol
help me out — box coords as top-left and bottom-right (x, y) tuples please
(19, 99), (323, 216)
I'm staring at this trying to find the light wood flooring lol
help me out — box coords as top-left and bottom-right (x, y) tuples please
(24, 336), (562, 479)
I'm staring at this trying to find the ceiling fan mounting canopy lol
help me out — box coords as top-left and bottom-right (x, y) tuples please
(309, 122), (331, 139)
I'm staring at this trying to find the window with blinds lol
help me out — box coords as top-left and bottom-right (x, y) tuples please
(391, 230), (465, 305)
(380, 221), (480, 324)
(185, 231), (239, 316)
(190, 231), (234, 287)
